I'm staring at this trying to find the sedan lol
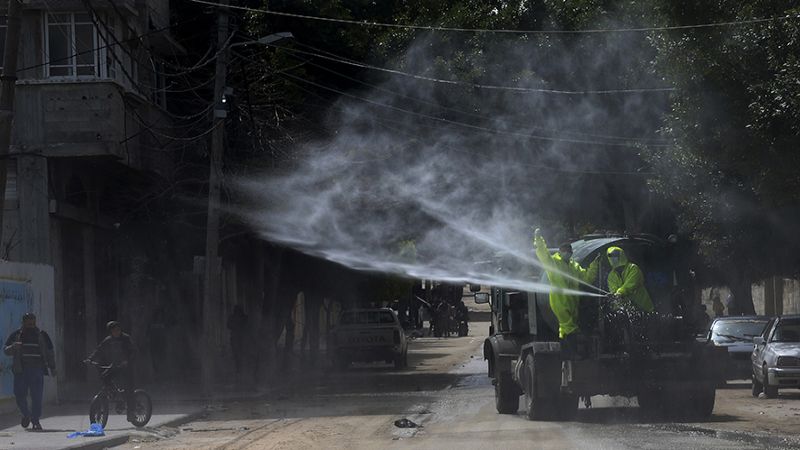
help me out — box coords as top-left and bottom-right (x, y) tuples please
(752, 315), (800, 398)
(707, 316), (770, 380)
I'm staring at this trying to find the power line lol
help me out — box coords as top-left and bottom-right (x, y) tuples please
(278, 71), (670, 149)
(280, 78), (653, 175)
(269, 42), (675, 95)
(287, 53), (669, 144)
(191, 0), (800, 35)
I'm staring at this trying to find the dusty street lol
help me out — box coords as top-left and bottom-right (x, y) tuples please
(114, 323), (800, 450)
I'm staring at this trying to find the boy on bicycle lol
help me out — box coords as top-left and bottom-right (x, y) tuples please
(88, 321), (137, 422)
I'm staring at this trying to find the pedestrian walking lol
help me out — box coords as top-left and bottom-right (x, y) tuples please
(3, 313), (57, 431)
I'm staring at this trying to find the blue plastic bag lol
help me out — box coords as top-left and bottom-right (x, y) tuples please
(67, 422), (105, 438)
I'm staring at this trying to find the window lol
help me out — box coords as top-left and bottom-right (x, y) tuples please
(0, 17), (7, 70)
(44, 13), (99, 78)
(103, 15), (117, 79)
(710, 319), (769, 343)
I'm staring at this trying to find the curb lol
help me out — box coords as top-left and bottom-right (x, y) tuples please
(62, 409), (207, 450)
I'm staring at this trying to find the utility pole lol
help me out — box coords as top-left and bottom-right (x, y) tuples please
(202, 0), (230, 396)
(0, 0), (22, 241)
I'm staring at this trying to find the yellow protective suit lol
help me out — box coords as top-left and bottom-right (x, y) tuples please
(606, 246), (654, 313)
(534, 235), (599, 338)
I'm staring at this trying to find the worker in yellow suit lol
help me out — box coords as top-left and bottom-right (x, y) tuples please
(533, 229), (600, 339)
(606, 246), (654, 313)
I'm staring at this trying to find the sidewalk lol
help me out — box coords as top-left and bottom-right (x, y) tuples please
(0, 401), (200, 450)
(0, 363), (328, 450)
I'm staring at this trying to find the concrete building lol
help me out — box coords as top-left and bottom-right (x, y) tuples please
(1, 0), (183, 390)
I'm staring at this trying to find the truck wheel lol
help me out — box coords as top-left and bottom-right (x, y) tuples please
(763, 366), (778, 398)
(494, 372), (519, 414)
(557, 394), (578, 420)
(637, 388), (665, 419)
(524, 354), (555, 421)
(687, 383), (716, 419)
(751, 375), (763, 398)
(394, 351), (408, 369)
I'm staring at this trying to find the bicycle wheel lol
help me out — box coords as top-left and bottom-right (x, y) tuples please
(89, 393), (109, 428)
(129, 389), (153, 428)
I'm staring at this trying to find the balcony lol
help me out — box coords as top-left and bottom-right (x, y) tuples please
(12, 79), (174, 176)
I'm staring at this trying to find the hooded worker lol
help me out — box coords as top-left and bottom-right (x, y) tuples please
(533, 229), (600, 339)
(606, 246), (654, 313)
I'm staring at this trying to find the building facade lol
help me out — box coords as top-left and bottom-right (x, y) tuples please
(2, 0), (182, 388)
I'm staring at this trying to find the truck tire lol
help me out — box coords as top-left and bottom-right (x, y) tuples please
(524, 354), (556, 421)
(495, 372), (519, 414)
(763, 366), (778, 398)
(336, 356), (350, 371)
(637, 389), (664, 419)
(557, 394), (578, 421)
(394, 351), (408, 369)
(686, 383), (716, 419)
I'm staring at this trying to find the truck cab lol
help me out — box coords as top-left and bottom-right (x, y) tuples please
(482, 234), (725, 420)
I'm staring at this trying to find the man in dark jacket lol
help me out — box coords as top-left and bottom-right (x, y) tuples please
(3, 313), (56, 431)
(89, 321), (137, 422)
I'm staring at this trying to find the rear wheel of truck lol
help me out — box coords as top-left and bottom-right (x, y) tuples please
(686, 383), (716, 419)
(336, 357), (350, 371)
(524, 354), (556, 421)
(394, 351), (408, 369)
(637, 388), (665, 419)
(557, 394), (578, 420)
(494, 372), (520, 414)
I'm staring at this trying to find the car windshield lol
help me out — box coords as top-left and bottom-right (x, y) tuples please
(771, 320), (800, 343)
(340, 311), (396, 325)
(711, 319), (768, 343)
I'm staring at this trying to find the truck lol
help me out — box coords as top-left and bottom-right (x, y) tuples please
(480, 234), (727, 420)
(333, 308), (409, 369)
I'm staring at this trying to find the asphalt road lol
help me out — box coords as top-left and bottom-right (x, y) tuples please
(114, 324), (800, 450)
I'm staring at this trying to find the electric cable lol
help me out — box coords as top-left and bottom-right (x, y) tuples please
(278, 71), (670, 148)
(191, 0), (800, 35)
(269, 42), (676, 95)
(287, 53), (669, 144)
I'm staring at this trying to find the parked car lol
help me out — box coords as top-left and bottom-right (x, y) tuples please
(707, 316), (770, 380)
(752, 315), (800, 398)
(332, 308), (409, 369)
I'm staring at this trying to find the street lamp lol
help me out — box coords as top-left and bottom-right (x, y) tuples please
(229, 32), (294, 49)
(215, 32), (294, 119)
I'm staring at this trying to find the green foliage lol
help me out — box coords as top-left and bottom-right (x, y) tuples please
(646, 1), (800, 286)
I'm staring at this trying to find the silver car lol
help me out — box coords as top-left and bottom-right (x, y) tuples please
(751, 315), (800, 398)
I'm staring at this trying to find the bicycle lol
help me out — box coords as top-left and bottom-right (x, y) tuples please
(83, 359), (153, 428)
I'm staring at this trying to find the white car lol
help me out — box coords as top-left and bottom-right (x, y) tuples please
(751, 315), (800, 398)
(333, 308), (409, 369)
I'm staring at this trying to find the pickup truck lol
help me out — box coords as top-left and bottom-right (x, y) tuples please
(333, 308), (409, 369)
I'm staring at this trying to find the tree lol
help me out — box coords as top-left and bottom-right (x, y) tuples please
(647, 1), (800, 314)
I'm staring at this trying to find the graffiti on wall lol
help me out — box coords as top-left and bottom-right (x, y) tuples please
(0, 280), (33, 398)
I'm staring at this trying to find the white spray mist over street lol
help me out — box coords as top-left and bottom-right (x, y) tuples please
(236, 33), (666, 295)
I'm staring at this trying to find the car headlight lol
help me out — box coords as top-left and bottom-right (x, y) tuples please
(777, 356), (800, 367)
